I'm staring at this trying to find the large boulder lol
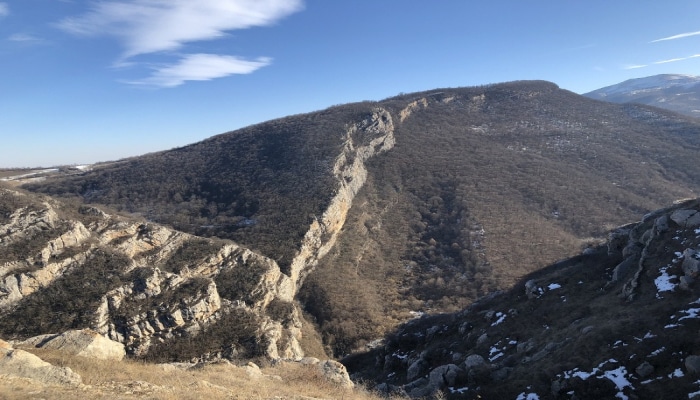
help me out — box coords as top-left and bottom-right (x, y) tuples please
(318, 360), (354, 389)
(428, 364), (463, 389)
(28, 329), (125, 360)
(0, 347), (82, 386)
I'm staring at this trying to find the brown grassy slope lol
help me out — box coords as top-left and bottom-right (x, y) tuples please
(1, 347), (394, 400)
(301, 81), (700, 356)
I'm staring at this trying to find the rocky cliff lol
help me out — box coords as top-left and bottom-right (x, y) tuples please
(346, 198), (700, 399)
(0, 188), (304, 360)
(0, 109), (395, 362)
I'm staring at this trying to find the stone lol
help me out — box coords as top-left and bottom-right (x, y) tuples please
(635, 361), (654, 378)
(33, 329), (126, 361)
(525, 280), (540, 299)
(0, 348), (82, 386)
(317, 360), (354, 389)
(406, 358), (428, 381)
(671, 209), (700, 227)
(686, 355), (700, 375)
(464, 354), (486, 370)
(492, 367), (513, 382)
(680, 275), (695, 291)
(428, 364), (463, 389)
(654, 215), (669, 233)
(476, 333), (489, 347)
(682, 249), (700, 277)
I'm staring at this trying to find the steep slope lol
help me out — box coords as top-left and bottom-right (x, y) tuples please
(584, 74), (700, 118)
(24, 80), (700, 356)
(346, 198), (700, 399)
(0, 187), (307, 361)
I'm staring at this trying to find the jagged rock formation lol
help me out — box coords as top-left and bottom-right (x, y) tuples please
(0, 188), (304, 361)
(346, 198), (700, 399)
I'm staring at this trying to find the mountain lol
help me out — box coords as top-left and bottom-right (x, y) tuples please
(17, 80), (700, 359)
(584, 74), (700, 118)
(345, 198), (700, 399)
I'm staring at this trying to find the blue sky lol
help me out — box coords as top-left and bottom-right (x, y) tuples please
(2, 1), (700, 168)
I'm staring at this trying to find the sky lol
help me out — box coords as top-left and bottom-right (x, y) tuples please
(2, 1), (700, 168)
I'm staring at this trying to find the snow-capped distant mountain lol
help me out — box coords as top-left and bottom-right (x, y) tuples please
(584, 74), (700, 117)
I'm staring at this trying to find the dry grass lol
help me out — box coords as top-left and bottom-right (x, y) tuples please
(0, 348), (397, 400)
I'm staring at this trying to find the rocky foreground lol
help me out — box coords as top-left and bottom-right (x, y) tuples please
(346, 198), (700, 399)
(0, 329), (373, 400)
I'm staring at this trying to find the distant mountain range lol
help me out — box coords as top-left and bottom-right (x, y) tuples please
(584, 74), (700, 118)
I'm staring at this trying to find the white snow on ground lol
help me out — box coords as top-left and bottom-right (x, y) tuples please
(559, 359), (633, 400)
(655, 266), (678, 297)
(602, 366), (633, 399)
(648, 347), (666, 357)
(679, 308), (700, 321)
(491, 312), (506, 326)
(515, 392), (540, 400)
(669, 368), (685, 378)
(548, 283), (562, 290)
(489, 345), (504, 362)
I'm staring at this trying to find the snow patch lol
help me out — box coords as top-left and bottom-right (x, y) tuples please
(655, 266), (678, 297)
(491, 312), (506, 326)
(516, 392), (540, 400)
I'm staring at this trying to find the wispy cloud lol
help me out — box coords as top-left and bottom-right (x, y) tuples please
(651, 30), (700, 43)
(654, 57), (686, 65)
(624, 64), (647, 70)
(129, 53), (271, 87)
(57, 0), (303, 59)
(0, 3), (9, 18)
(57, 0), (302, 86)
(8, 33), (43, 43)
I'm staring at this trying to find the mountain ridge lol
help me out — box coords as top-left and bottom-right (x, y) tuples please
(584, 74), (700, 117)
(15, 79), (700, 359)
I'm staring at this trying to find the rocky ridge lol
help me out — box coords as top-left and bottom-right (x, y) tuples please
(346, 198), (700, 399)
(0, 108), (394, 362)
(0, 189), (304, 360)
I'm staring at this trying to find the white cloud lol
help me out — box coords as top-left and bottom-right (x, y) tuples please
(8, 33), (42, 43)
(651, 30), (700, 43)
(624, 64), (647, 70)
(654, 57), (686, 65)
(0, 3), (9, 17)
(58, 0), (303, 59)
(129, 53), (271, 87)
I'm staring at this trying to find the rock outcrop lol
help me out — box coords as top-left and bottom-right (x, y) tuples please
(0, 189), (304, 361)
(17, 329), (125, 361)
(288, 108), (395, 289)
(0, 341), (82, 386)
(347, 197), (700, 399)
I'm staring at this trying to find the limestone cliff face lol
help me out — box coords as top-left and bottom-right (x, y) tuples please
(288, 108), (395, 288)
(0, 189), (303, 360)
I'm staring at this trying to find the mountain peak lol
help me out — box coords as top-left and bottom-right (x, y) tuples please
(584, 74), (700, 117)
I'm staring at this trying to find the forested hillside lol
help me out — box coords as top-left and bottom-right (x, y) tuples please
(25, 80), (700, 356)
